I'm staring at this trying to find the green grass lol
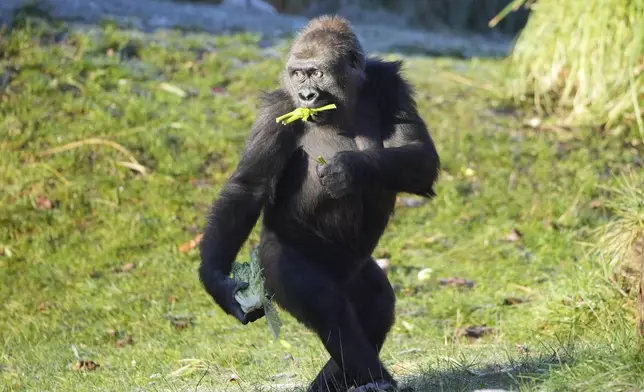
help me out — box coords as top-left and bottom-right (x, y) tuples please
(2, 16), (644, 391)
(503, 0), (644, 140)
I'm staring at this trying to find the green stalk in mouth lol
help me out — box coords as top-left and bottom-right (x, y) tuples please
(275, 104), (337, 125)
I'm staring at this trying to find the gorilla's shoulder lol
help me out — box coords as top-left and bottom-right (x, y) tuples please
(365, 58), (403, 79)
(364, 58), (414, 112)
(257, 89), (296, 114)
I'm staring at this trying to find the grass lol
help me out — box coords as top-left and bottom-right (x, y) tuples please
(2, 14), (644, 392)
(594, 173), (644, 269)
(503, 0), (644, 140)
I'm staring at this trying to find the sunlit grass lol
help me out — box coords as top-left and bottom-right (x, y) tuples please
(504, 0), (644, 140)
(1, 12), (644, 392)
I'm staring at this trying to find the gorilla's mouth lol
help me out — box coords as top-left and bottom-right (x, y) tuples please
(298, 94), (333, 109)
(309, 105), (337, 123)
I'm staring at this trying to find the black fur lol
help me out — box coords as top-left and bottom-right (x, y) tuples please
(199, 16), (439, 392)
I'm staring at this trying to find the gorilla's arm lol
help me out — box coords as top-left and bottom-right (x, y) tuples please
(199, 90), (299, 322)
(346, 61), (440, 198)
(360, 104), (439, 198)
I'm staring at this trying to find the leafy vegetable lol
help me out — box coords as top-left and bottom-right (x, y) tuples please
(275, 104), (337, 125)
(231, 248), (281, 339)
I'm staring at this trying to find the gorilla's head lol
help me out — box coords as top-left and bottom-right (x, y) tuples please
(281, 15), (366, 122)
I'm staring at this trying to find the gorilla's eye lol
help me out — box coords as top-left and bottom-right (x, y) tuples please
(313, 70), (323, 78)
(293, 70), (305, 80)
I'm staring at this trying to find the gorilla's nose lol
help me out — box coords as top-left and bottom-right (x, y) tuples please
(298, 88), (319, 103)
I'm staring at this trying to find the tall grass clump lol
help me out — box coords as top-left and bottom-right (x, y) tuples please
(595, 172), (644, 269)
(504, 0), (644, 138)
(593, 172), (644, 334)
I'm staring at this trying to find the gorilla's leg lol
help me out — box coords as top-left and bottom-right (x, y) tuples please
(308, 259), (396, 392)
(260, 242), (394, 392)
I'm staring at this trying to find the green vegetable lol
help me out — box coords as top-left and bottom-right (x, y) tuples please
(315, 155), (327, 165)
(275, 104), (337, 125)
(231, 248), (281, 339)
(231, 250), (264, 314)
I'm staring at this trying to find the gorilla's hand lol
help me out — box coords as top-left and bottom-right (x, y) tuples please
(208, 275), (265, 325)
(316, 152), (363, 199)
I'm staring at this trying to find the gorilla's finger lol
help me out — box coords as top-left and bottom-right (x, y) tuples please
(316, 163), (327, 178)
(235, 281), (249, 291)
(243, 308), (265, 324)
(233, 306), (248, 325)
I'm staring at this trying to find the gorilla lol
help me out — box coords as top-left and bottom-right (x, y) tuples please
(198, 14), (440, 392)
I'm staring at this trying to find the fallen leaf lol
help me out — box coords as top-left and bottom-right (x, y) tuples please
(168, 314), (194, 330)
(516, 344), (530, 354)
(272, 372), (296, 380)
(171, 319), (192, 330)
(189, 178), (211, 188)
(179, 233), (203, 253)
(280, 339), (292, 349)
(422, 234), (444, 245)
(116, 335), (134, 348)
(211, 86), (227, 96)
(72, 360), (100, 371)
(168, 295), (178, 303)
(590, 199), (602, 209)
(460, 325), (496, 339)
(375, 250), (391, 258)
(35, 195), (53, 210)
(37, 301), (52, 312)
(401, 321), (415, 332)
(503, 297), (528, 306)
(439, 277), (474, 288)
(160, 82), (187, 98)
(504, 228), (523, 242)
(390, 362), (415, 375)
(396, 196), (426, 208)
(119, 262), (136, 273)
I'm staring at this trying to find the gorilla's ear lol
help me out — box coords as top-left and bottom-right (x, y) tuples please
(348, 52), (366, 83)
(349, 52), (360, 69)
(349, 50), (365, 71)
(348, 50), (366, 83)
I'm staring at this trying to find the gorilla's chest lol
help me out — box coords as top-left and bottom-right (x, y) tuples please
(274, 120), (387, 249)
(298, 126), (358, 163)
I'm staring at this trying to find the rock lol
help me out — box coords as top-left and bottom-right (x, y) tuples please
(375, 258), (390, 272)
(221, 0), (277, 14)
(417, 267), (433, 281)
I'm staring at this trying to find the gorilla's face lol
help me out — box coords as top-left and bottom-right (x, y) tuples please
(281, 32), (366, 123)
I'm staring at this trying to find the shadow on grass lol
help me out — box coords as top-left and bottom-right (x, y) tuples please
(218, 347), (571, 392)
(396, 350), (570, 392)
